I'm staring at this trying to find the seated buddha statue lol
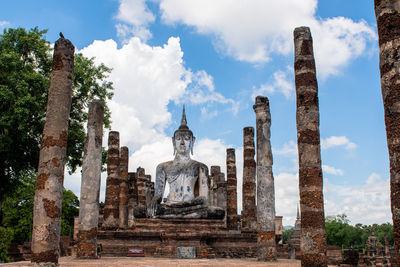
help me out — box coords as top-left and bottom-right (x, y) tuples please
(145, 106), (224, 219)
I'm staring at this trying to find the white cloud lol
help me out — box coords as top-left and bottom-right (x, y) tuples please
(275, 172), (300, 226)
(321, 136), (357, 150)
(274, 140), (297, 156)
(252, 68), (294, 99)
(324, 173), (391, 225)
(0, 21), (9, 29)
(322, 164), (344, 176)
(156, 0), (376, 78)
(115, 0), (155, 42)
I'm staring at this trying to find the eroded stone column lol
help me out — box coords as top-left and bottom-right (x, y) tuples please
(119, 146), (129, 228)
(253, 96), (276, 260)
(294, 26), (327, 267)
(77, 101), (104, 258)
(226, 148), (238, 230)
(103, 131), (120, 228)
(242, 127), (257, 231)
(210, 166), (220, 206)
(216, 173), (227, 211)
(136, 167), (147, 206)
(374, 1), (400, 264)
(31, 35), (74, 265)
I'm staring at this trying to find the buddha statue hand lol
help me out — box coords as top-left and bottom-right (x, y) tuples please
(147, 195), (162, 217)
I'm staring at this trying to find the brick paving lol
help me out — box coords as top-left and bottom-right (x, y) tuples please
(3, 257), (302, 267)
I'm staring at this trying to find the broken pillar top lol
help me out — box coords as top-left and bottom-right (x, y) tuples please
(211, 165), (221, 176)
(294, 26), (312, 40)
(253, 96), (270, 112)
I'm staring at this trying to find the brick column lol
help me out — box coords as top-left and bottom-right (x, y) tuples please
(119, 146), (129, 228)
(103, 131), (120, 228)
(242, 127), (257, 231)
(294, 26), (327, 267)
(77, 101), (104, 258)
(226, 148), (238, 230)
(136, 167), (147, 206)
(31, 35), (74, 266)
(253, 96), (276, 260)
(374, 1), (400, 264)
(210, 166), (220, 206)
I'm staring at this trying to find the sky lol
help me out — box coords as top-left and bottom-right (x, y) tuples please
(1, 0), (390, 226)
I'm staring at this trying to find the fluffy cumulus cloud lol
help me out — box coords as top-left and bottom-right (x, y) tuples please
(155, 0), (376, 78)
(321, 136), (358, 150)
(115, 0), (155, 42)
(252, 67), (295, 99)
(324, 173), (391, 225)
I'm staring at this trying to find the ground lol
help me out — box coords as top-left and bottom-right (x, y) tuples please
(3, 257), (305, 266)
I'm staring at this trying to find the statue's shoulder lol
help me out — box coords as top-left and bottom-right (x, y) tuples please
(156, 160), (173, 170)
(190, 160), (208, 171)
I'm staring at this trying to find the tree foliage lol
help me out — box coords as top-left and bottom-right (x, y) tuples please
(0, 27), (113, 203)
(325, 214), (393, 249)
(1, 172), (79, 262)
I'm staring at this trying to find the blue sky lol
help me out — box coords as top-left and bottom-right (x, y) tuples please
(1, 0), (390, 226)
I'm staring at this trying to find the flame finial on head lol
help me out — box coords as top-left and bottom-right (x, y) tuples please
(180, 105), (188, 129)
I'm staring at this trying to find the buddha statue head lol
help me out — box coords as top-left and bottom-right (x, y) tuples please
(172, 106), (195, 157)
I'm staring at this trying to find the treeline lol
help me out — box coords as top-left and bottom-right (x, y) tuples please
(283, 214), (393, 249)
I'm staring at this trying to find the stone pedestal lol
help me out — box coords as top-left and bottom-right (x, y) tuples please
(253, 96), (276, 260)
(103, 131), (120, 228)
(31, 36), (74, 266)
(77, 101), (104, 258)
(242, 127), (257, 231)
(226, 148), (238, 230)
(294, 26), (327, 267)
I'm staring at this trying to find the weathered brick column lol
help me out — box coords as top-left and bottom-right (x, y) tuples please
(210, 166), (221, 206)
(127, 172), (137, 227)
(77, 101), (104, 258)
(253, 96), (276, 260)
(226, 148), (238, 230)
(119, 146), (129, 228)
(216, 174), (227, 211)
(374, 1), (400, 264)
(31, 35), (74, 265)
(294, 26), (327, 267)
(136, 167), (147, 206)
(242, 127), (257, 231)
(103, 131), (120, 228)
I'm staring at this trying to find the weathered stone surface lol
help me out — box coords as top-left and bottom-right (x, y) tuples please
(375, 1), (400, 265)
(253, 96), (276, 261)
(242, 127), (257, 231)
(127, 172), (138, 227)
(119, 146), (129, 229)
(294, 26), (327, 267)
(31, 35), (74, 266)
(77, 101), (104, 258)
(226, 149), (238, 230)
(103, 131), (120, 228)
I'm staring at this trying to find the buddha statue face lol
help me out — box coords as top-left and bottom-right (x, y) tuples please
(173, 131), (195, 156)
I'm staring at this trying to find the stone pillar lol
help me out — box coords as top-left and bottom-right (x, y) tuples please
(31, 36), (74, 265)
(226, 148), (238, 230)
(216, 173), (227, 211)
(242, 127), (257, 231)
(127, 172), (137, 227)
(294, 26), (327, 267)
(210, 166), (220, 206)
(136, 167), (147, 206)
(374, 1), (400, 264)
(119, 146), (129, 228)
(76, 101), (104, 258)
(253, 96), (276, 260)
(103, 131), (120, 228)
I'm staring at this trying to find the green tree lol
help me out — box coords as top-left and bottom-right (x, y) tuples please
(61, 189), (79, 237)
(1, 172), (80, 261)
(282, 227), (294, 243)
(0, 27), (113, 211)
